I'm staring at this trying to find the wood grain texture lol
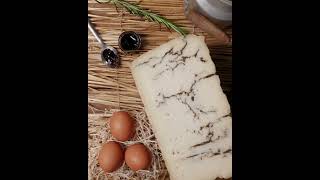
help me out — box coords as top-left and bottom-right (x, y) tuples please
(88, 1), (232, 179)
(88, 0), (232, 114)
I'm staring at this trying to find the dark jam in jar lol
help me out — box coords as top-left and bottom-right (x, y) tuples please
(101, 48), (120, 68)
(118, 31), (141, 52)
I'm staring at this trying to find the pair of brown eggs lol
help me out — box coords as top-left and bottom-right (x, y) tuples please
(98, 111), (152, 173)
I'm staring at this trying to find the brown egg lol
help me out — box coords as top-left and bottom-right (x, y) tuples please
(125, 143), (152, 171)
(110, 111), (135, 141)
(98, 141), (124, 173)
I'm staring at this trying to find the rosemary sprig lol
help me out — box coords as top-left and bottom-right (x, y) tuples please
(96, 0), (188, 36)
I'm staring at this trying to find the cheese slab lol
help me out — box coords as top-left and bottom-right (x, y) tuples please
(131, 35), (232, 180)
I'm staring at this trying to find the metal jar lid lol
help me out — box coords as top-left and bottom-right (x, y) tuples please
(185, 0), (232, 25)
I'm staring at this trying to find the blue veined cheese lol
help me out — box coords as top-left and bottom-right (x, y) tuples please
(130, 35), (232, 180)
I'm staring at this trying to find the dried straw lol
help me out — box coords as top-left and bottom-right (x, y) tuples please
(88, 110), (169, 180)
(88, 0), (232, 179)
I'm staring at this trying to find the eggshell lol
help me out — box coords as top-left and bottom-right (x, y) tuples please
(98, 141), (124, 173)
(125, 143), (152, 171)
(110, 111), (135, 141)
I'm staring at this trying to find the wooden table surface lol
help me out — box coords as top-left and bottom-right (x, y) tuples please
(88, 0), (232, 113)
(88, 1), (232, 179)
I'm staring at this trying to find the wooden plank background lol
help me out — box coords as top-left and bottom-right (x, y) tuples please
(88, 0), (232, 113)
(88, 1), (232, 179)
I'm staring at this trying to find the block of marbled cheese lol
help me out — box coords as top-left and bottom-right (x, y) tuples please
(130, 35), (232, 180)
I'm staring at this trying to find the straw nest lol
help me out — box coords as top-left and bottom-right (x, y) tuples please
(88, 110), (169, 180)
(88, 0), (232, 179)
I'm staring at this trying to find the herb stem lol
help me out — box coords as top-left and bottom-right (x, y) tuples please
(96, 0), (188, 36)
